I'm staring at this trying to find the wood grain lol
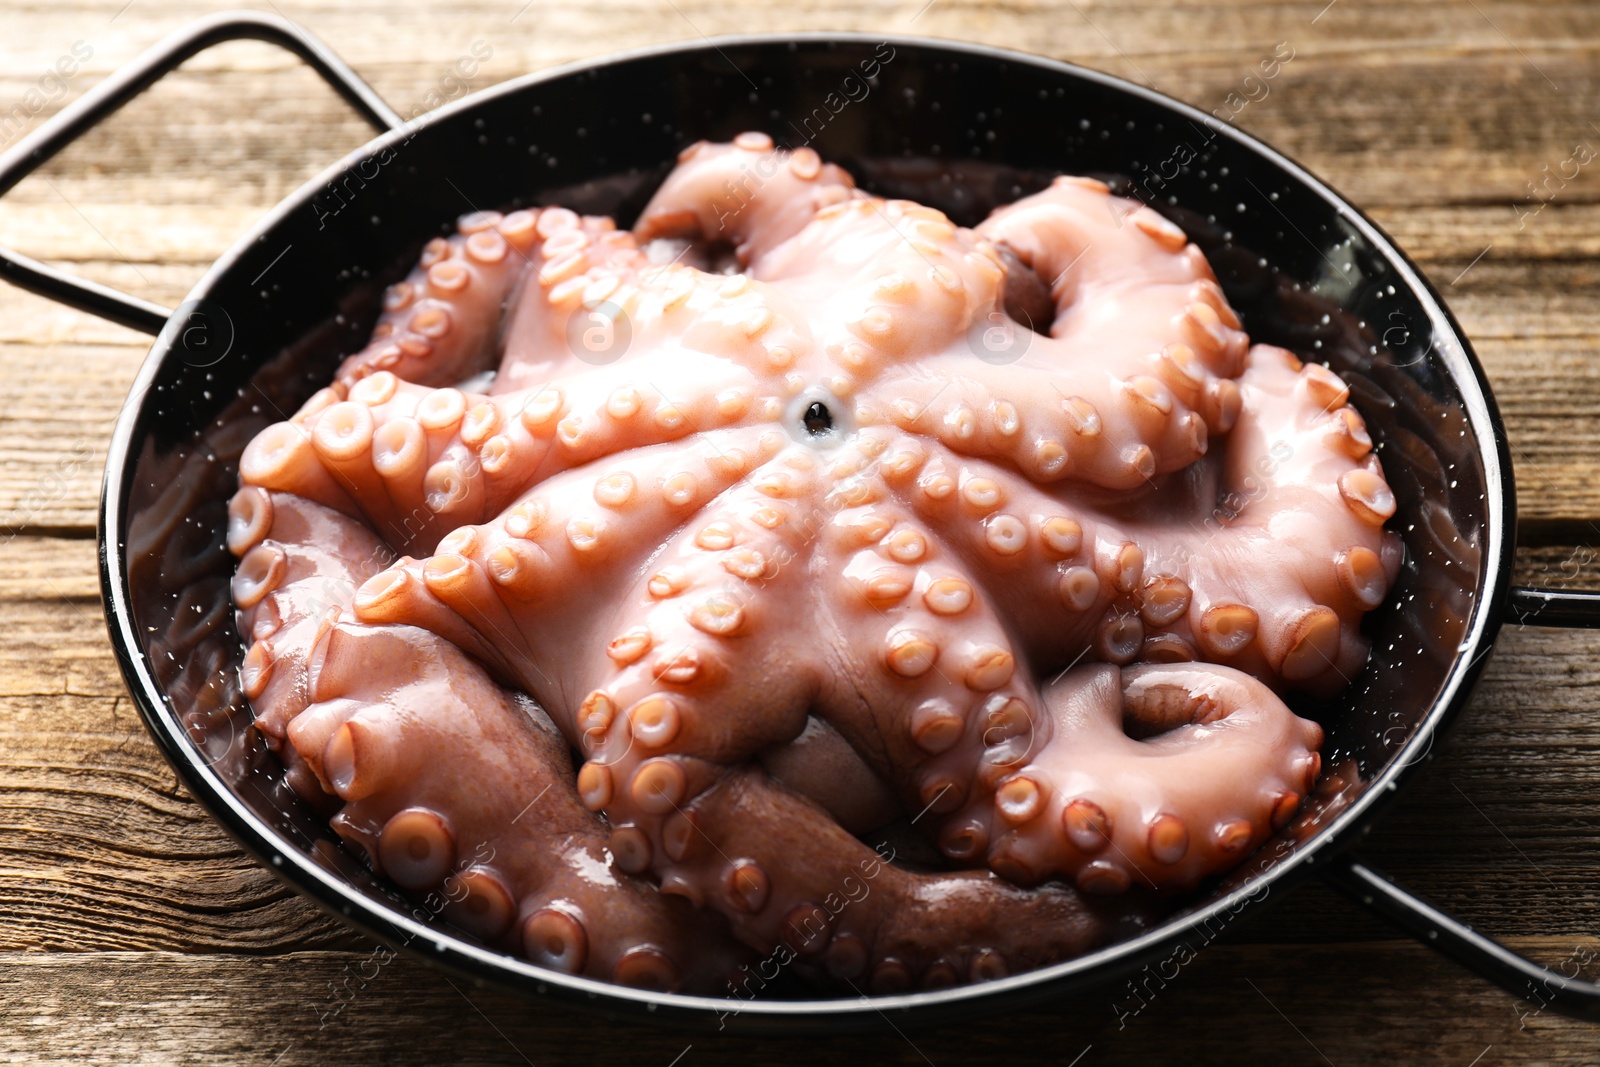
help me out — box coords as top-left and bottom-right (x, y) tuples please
(3, 0), (1600, 1061)
(3, 938), (1600, 1065)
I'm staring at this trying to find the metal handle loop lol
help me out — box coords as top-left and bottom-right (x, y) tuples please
(1507, 585), (1600, 629)
(1314, 556), (1600, 1014)
(1326, 854), (1600, 1021)
(0, 10), (399, 335)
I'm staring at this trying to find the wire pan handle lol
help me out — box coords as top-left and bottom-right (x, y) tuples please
(0, 10), (400, 335)
(1327, 581), (1600, 1020)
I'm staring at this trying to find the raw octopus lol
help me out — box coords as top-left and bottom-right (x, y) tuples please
(227, 133), (1401, 995)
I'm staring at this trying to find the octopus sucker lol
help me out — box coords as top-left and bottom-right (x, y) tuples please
(226, 486), (275, 555)
(233, 136), (1399, 994)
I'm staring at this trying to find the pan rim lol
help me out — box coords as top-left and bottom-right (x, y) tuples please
(98, 29), (1515, 1027)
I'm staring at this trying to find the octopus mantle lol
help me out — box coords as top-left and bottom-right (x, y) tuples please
(227, 133), (1400, 996)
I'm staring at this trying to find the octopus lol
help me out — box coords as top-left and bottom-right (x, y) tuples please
(226, 132), (1402, 996)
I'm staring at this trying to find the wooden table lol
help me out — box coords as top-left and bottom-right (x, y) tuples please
(3, 0), (1599, 1062)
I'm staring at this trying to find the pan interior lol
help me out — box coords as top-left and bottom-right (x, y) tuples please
(112, 37), (1502, 1014)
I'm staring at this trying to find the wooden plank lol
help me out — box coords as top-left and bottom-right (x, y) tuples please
(0, 939), (1597, 1065)
(0, 342), (139, 531)
(0, 2), (1596, 208)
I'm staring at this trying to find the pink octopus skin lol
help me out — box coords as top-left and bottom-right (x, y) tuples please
(229, 132), (1400, 994)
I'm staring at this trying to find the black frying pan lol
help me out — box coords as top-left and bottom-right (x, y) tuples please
(5, 10), (1599, 1033)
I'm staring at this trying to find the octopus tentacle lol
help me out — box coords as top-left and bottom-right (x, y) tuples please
(242, 378), (550, 552)
(574, 470), (831, 773)
(243, 363), (773, 556)
(1108, 345), (1398, 694)
(975, 176), (1249, 379)
(818, 506), (1049, 830)
(846, 176), (1249, 490)
(629, 764), (1128, 991)
(761, 199), (1007, 382)
(346, 429), (785, 694)
(234, 391), (359, 516)
(493, 212), (672, 392)
(518, 358), (768, 469)
(866, 355), (1217, 491)
(880, 345), (1396, 696)
(292, 619), (749, 992)
(873, 440), (1130, 671)
(636, 133), (857, 267)
(553, 469), (839, 846)
(226, 489), (393, 783)
(337, 209), (542, 388)
(951, 662), (1323, 895)
(660, 178), (1015, 386)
